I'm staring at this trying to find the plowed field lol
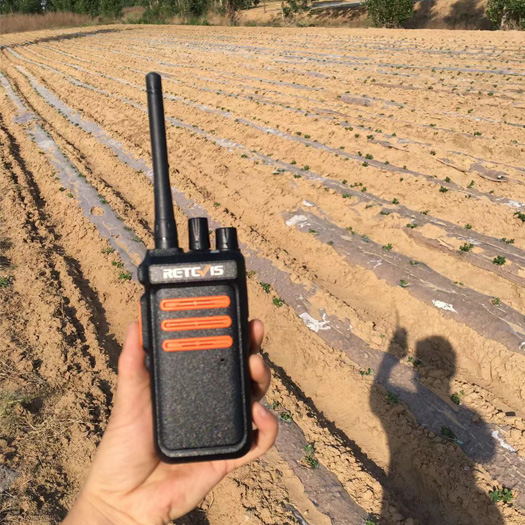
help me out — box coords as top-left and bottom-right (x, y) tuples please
(0, 25), (524, 525)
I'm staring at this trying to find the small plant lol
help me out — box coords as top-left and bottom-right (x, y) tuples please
(387, 392), (398, 405)
(406, 223), (417, 229)
(473, 131), (482, 136)
(293, 174), (302, 179)
(467, 180), (475, 188)
(309, 229), (318, 235)
(399, 279), (409, 288)
(441, 426), (457, 440)
(365, 153), (373, 160)
(273, 297), (284, 308)
(465, 224), (472, 230)
(493, 256), (506, 266)
(362, 162), (369, 167)
(392, 198), (399, 205)
(342, 179), (348, 185)
(342, 193), (351, 199)
(439, 186), (448, 193)
(301, 165), (310, 171)
(0, 276), (12, 288)
(118, 272), (132, 281)
(489, 487), (514, 505)
(279, 410), (292, 422)
(111, 261), (124, 268)
(451, 391), (464, 405)
(445, 177), (451, 183)
(382, 243), (393, 251)
(303, 443), (319, 469)
(409, 260), (419, 266)
(500, 238), (514, 244)
(514, 211), (525, 222)
(101, 247), (115, 255)
(214, 202), (220, 208)
(327, 240), (334, 246)
(459, 243), (474, 252)
(491, 297), (501, 306)
(430, 150), (436, 156)
(380, 211), (390, 216)
(360, 368), (373, 376)
(421, 210), (429, 215)
(260, 282), (271, 294)
(123, 226), (132, 232)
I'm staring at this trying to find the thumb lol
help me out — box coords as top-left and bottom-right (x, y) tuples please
(114, 322), (151, 413)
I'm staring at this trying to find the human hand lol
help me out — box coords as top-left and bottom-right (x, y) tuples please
(64, 320), (277, 525)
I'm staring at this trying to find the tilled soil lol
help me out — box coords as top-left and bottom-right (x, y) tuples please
(0, 25), (524, 525)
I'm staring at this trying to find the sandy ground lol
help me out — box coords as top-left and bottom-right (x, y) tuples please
(0, 24), (524, 525)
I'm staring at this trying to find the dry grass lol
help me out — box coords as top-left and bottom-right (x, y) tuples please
(0, 12), (92, 35)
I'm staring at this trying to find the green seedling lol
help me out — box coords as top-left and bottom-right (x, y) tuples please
(0, 276), (12, 288)
(473, 131), (482, 136)
(279, 410), (292, 422)
(491, 297), (501, 306)
(500, 238), (514, 244)
(260, 282), (271, 294)
(214, 202), (220, 208)
(342, 179), (348, 185)
(467, 180), (475, 188)
(303, 443), (319, 469)
(489, 487), (514, 504)
(380, 211), (390, 216)
(360, 368), (373, 376)
(118, 272), (131, 281)
(430, 150), (436, 156)
(273, 297), (284, 308)
(421, 210), (429, 215)
(493, 256), (506, 266)
(59, 187), (66, 192)
(392, 198), (399, 205)
(465, 224), (472, 230)
(342, 193), (351, 199)
(101, 247), (115, 255)
(439, 186), (448, 193)
(361, 235), (369, 242)
(293, 174), (302, 179)
(123, 226), (132, 232)
(409, 260), (419, 266)
(441, 426), (457, 440)
(365, 154), (373, 160)
(382, 243), (393, 251)
(451, 391), (464, 405)
(514, 211), (525, 222)
(309, 229), (318, 235)
(406, 223), (417, 229)
(399, 279), (409, 288)
(327, 240), (334, 246)
(112, 261), (124, 268)
(459, 243), (474, 252)
(445, 177), (451, 183)
(387, 392), (398, 405)
(270, 401), (280, 410)
(301, 165), (310, 171)
(361, 187), (367, 192)
(362, 162), (369, 167)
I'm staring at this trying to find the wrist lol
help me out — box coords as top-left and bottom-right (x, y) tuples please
(64, 490), (134, 525)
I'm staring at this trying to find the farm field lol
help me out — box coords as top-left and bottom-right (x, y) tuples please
(0, 24), (524, 524)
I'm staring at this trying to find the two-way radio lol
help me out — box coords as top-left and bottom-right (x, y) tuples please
(138, 72), (252, 462)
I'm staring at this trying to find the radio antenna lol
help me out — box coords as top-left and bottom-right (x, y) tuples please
(146, 72), (179, 250)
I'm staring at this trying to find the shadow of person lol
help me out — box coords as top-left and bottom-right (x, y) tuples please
(370, 329), (504, 525)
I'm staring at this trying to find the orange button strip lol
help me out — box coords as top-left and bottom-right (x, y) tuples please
(160, 295), (231, 312)
(162, 335), (233, 352)
(161, 315), (232, 332)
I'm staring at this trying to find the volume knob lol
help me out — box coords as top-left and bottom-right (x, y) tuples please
(216, 228), (239, 251)
(188, 217), (210, 251)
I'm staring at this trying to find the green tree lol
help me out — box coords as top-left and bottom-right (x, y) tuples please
(487, 0), (525, 29)
(100, 0), (122, 16)
(365, 0), (414, 28)
(281, 0), (309, 19)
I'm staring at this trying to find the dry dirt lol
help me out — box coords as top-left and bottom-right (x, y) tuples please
(0, 24), (524, 525)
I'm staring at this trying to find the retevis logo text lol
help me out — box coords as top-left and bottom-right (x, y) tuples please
(162, 264), (224, 280)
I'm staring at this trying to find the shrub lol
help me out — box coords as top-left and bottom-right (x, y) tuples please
(487, 0), (525, 29)
(365, 0), (414, 28)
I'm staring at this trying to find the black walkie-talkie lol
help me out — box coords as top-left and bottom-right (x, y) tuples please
(138, 72), (252, 463)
